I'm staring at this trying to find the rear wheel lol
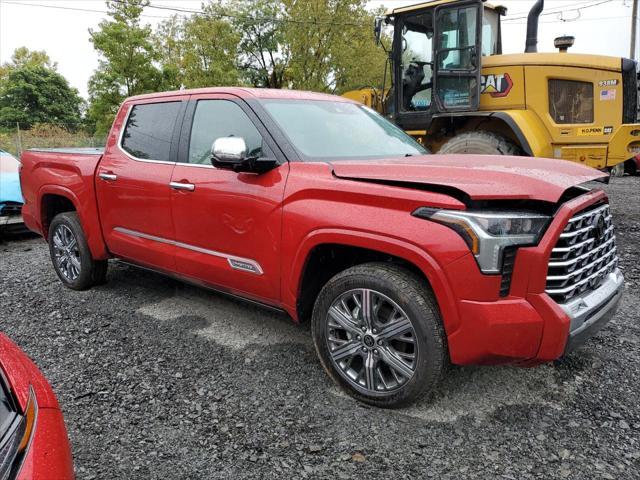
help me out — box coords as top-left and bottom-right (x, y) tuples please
(610, 162), (625, 177)
(438, 131), (520, 155)
(48, 212), (107, 290)
(311, 263), (447, 408)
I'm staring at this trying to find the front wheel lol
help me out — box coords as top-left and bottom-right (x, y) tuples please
(48, 212), (108, 290)
(311, 263), (447, 408)
(610, 162), (625, 177)
(438, 131), (520, 155)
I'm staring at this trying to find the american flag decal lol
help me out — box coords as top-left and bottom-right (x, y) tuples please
(600, 89), (616, 101)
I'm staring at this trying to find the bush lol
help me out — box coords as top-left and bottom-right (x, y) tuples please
(0, 124), (105, 157)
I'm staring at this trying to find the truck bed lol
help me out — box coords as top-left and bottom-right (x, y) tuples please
(19, 147), (107, 257)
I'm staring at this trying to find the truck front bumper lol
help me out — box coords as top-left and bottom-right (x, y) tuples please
(561, 269), (624, 353)
(444, 189), (625, 366)
(448, 268), (624, 365)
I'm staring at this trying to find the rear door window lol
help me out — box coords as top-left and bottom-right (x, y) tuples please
(121, 102), (182, 161)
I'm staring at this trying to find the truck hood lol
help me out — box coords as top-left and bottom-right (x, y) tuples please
(329, 154), (608, 203)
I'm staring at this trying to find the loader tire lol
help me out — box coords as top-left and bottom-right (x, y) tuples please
(438, 131), (520, 156)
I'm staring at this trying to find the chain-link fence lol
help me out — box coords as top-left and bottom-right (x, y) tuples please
(0, 123), (106, 158)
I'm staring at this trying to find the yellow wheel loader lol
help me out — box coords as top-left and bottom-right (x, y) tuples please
(343, 0), (640, 175)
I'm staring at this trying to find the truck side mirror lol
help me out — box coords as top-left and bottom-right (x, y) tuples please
(374, 17), (383, 46)
(211, 136), (277, 174)
(211, 137), (247, 168)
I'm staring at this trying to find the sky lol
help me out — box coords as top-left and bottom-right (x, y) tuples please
(0, 0), (636, 99)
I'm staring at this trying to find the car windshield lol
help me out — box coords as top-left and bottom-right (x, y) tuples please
(260, 99), (428, 160)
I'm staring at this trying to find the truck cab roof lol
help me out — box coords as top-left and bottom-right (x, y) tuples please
(125, 87), (354, 104)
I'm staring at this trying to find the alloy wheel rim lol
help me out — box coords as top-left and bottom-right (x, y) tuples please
(325, 288), (418, 394)
(52, 224), (81, 281)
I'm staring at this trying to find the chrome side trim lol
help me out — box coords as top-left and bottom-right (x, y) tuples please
(117, 103), (178, 166)
(113, 227), (264, 275)
(176, 162), (218, 169)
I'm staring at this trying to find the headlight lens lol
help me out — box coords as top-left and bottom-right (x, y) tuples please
(0, 384), (37, 480)
(413, 207), (550, 273)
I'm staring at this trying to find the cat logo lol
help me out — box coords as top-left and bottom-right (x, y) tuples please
(480, 73), (513, 98)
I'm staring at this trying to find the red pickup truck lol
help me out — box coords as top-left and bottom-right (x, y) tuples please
(19, 88), (624, 407)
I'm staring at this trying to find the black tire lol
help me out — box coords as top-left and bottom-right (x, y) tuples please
(48, 212), (108, 290)
(610, 162), (625, 177)
(311, 262), (447, 408)
(438, 131), (520, 155)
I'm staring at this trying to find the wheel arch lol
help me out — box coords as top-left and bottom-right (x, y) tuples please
(429, 111), (553, 157)
(286, 229), (460, 336)
(39, 186), (80, 239)
(38, 185), (109, 260)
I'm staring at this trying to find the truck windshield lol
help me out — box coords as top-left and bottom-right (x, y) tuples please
(260, 99), (427, 160)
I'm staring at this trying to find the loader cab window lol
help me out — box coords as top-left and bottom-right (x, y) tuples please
(433, 4), (481, 111)
(482, 8), (500, 56)
(436, 7), (477, 71)
(399, 11), (434, 112)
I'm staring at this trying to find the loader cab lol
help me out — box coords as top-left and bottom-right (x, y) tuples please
(390, 0), (503, 130)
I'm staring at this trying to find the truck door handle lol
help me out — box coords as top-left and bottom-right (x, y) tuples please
(99, 172), (117, 181)
(169, 181), (195, 192)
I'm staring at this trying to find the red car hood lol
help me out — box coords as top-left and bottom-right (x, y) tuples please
(330, 154), (608, 203)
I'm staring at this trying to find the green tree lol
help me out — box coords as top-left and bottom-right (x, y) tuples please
(0, 65), (83, 129)
(226, 0), (288, 88)
(212, 0), (386, 92)
(0, 47), (57, 83)
(154, 15), (183, 90)
(155, 9), (239, 89)
(88, 0), (163, 135)
(283, 0), (387, 93)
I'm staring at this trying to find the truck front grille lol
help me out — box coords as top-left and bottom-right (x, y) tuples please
(545, 203), (618, 304)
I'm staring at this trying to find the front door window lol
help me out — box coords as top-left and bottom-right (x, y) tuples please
(188, 100), (267, 165)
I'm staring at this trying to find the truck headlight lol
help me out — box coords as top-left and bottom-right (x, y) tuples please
(0, 384), (37, 480)
(413, 208), (550, 273)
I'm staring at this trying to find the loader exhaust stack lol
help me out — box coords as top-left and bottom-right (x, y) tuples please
(525, 0), (544, 53)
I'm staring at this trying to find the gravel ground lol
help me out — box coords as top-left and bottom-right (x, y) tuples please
(1, 177), (639, 479)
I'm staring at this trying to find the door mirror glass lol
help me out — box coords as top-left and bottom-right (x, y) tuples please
(374, 17), (383, 46)
(211, 137), (247, 167)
